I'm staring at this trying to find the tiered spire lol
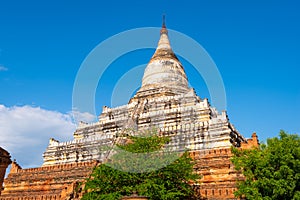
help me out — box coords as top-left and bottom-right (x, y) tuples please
(139, 16), (189, 93)
(151, 16), (177, 60)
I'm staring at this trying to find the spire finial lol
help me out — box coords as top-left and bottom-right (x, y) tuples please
(160, 14), (168, 35)
(162, 14), (166, 28)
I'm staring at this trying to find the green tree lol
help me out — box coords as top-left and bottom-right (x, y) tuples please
(231, 130), (300, 200)
(82, 129), (201, 200)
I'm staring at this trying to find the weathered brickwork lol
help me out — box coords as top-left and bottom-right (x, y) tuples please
(191, 133), (259, 200)
(0, 147), (11, 195)
(121, 192), (149, 200)
(0, 160), (98, 200)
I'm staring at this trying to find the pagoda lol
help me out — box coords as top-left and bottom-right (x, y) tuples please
(0, 20), (259, 200)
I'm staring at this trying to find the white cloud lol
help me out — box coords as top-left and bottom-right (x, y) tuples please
(0, 65), (8, 71)
(0, 105), (76, 168)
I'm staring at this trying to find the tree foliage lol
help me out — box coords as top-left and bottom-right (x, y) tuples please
(82, 129), (201, 200)
(231, 130), (300, 200)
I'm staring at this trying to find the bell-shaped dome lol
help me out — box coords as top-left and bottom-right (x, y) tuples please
(139, 23), (189, 94)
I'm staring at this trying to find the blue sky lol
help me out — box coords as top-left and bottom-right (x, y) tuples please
(0, 0), (299, 167)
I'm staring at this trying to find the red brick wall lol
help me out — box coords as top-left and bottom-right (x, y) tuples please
(0, 133), (259, 200)
(0, 160), (99, 200)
